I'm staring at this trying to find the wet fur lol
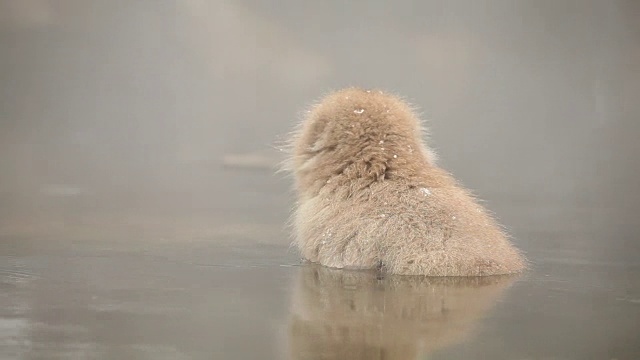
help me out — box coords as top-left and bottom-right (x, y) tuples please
(284, 88), (526, 276)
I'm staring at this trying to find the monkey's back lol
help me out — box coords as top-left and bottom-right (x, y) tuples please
(288, 88), (526, 276)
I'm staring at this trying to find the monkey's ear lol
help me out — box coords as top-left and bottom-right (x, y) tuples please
(308, 128), (330, 153)
(300, 112), (331, 153)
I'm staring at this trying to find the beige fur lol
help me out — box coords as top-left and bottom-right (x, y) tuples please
(285, 88), (526, 276)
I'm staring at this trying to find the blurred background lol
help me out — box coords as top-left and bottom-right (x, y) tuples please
(1, 1), (639, 359)
(1, 0), (638, 255)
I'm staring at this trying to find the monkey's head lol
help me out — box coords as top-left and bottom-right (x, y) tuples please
(289, 88), (436, 195)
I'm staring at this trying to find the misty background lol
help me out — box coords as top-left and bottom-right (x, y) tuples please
(1, 0), (639, 261)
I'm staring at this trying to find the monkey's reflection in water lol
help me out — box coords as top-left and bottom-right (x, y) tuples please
(288, 265), (519, 360)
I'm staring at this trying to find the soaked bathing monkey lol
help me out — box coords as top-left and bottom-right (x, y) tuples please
(283, 88), (526, 276)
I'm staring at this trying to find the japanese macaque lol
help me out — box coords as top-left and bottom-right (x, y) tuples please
(284, 88), (526, 276)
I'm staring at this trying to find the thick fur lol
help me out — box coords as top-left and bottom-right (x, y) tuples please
(286, 88), (526, 276)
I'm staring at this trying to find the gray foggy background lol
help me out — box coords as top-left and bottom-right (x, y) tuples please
(1, 1), (640, 359)
(1, 0), (638, 258)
